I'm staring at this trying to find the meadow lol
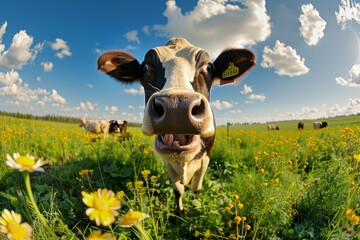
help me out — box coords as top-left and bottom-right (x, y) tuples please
(0, 115), (359, 240)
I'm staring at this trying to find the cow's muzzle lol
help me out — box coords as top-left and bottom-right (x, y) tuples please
(142, 90), (214, 137)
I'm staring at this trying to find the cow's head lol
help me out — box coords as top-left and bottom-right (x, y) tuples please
(98, 38), (255, 162)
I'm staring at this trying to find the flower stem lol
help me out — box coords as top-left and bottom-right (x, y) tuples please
(135, 223), (151, 240)
(24, 172), (57, 239)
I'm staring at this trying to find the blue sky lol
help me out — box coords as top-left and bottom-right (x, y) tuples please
(0, 0), (359, 125)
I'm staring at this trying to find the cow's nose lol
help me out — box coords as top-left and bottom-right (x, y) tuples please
(149, 93), (207, 134)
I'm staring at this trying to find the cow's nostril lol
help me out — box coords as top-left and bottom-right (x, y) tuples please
(153, 97), (165, 118)
(191, 99), (205, 118)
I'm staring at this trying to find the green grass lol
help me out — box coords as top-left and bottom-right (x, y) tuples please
(0, 115), (359, 239)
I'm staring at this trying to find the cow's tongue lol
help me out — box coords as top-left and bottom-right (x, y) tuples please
(161, 134), (189, 147)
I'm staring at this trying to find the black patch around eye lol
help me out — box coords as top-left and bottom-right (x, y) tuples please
(207, 63), (215, 75)
(140, 63), (149, 74)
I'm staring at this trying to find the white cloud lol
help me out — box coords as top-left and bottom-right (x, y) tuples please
(240, 84), (253, 94)
(50, 89), (66, 105)
(228, 109), (242, 114)
(0, 27), (37, 69)
(211, 99), (233, 110)
(0, 70), (22, 85)
(86, 84), (93, 88)
(299, 4), (327, 46)
(123, 86), (144, 95)
(335, 64), (360, 87)
(124, 30), (140, 43)
(40, 62), (53, 72)
(143, 26), (150, 35)
(51, 38), (72, 59)
(247, 93), (266, 102)
(105, 105), (118, 114)
(80, 101), (96, 111)
(128, 105), (135, 109)
(261, 40), (309, 77)
(154, 0), (271, 57)
(0, 21), (7, 49)
(0, 82), (48, 103)
(335, 0), (360, 29)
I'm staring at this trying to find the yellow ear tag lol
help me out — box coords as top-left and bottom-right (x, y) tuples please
(222, 62), (239, 79)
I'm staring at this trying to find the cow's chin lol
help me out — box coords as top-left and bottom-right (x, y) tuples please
(154, 134), (202, 162)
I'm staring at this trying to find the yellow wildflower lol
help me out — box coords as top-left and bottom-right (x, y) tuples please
(117, 210), (149, 228)
(194, 231), (200, 237)
(234, 216), (241, 224)
(6, 153), (47, 173)
(229, 233), (236, 239)
(86, 230), (115, 240)
(354, 154), (360, 162)
(141, 170), (151, 177)
(135, 181), (144, 187)
(0, 209), (32, 240)
(82, 188), (121, 226)
(204, 229), (211, 238)
(352, 216), (360, 225)
(245, 224), (251, 230)
(259, 168), (265, 174)
(79, 169), (94, 176)
(237, 203), (244, 209)
(233, 194), (239, 200)
(115, 191), (125, 199)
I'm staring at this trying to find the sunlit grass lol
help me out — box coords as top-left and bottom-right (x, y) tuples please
(0, 115), (359, 239)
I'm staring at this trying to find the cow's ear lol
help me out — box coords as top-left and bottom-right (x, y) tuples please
(213, 48), (256, 85)
(97, 50), (141, 83)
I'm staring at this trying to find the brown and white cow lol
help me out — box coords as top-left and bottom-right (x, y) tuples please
(97, 38), (255, 213)
(267, 124), (279, 130)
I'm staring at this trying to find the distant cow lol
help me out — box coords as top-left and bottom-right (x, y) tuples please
(98, 38), (256, 213)
(79, 117), (110, 139)
(298, 122), (304, 130)
(313, 121), (328, 129)
(267, 124), (279, 130)
(109, 120), (128, 134)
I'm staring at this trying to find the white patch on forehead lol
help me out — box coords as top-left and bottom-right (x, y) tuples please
(155, 44), (202, 91)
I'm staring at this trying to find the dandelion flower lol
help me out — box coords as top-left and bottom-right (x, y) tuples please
(141, 170), (151, 177)
(0, 209), (32, 240)
(82, 189), (121, 227)
(234, 216), (241, 224)
(6, 153), (46, 173)
(194, 231), (200, 237)
(117, 210), (149, 228)
(204, 229), (211, 238)
(86, 230), (115, 240)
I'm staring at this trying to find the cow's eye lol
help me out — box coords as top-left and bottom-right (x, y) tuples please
(141, 63), (149, 73)
(207, 63), (215, 74)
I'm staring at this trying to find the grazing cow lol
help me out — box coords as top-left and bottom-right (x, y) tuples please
(267, 124), (279, 130)
(97, 38), (256, 213)
(79, 117), (110, 139)
(313, 121), (328, 129)
(109, 120), (128, 134)
(298, 122), (304, 130)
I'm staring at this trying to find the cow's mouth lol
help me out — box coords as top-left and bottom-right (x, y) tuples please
(156, 134), (199, 153)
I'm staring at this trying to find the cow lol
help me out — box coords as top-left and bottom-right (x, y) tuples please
(313, 121), (328, 129)
(79, 117), (110, 139)
(298, 122), (304, 130)
(109, 120), (121, 134)
(109, 120), (128, 134)
(267, 124), (279, 130)
(97, 38), (256, 213)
